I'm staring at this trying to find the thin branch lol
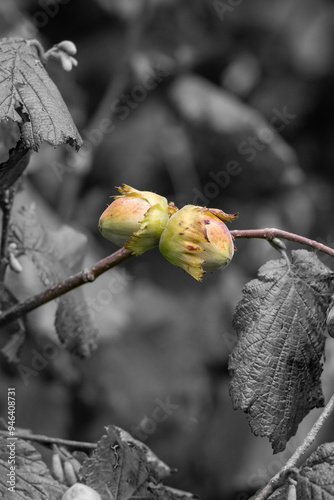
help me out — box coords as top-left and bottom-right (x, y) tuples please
(0, 246), (132, 328)
(230, 228), (334, 259)
(0, 186), (16, 283)
(0, 227), (333, 328)
(0, 430), (96, 450)
(253, 392), (334, 500)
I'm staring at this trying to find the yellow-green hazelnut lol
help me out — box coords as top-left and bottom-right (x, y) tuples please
(99, 184), (176, 255)
(159, 205), (238, 281)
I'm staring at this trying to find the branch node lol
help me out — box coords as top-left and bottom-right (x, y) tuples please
(83, 271), (95, 282)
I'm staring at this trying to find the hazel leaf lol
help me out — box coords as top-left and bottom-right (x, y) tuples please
(79, 425), (196, 500)
(0, 37), (83, 151)
(229, 250), (334, 453)
(266, 442), (334, 500)
(296, 442), (334, 499)
(0, 436), (66, 499)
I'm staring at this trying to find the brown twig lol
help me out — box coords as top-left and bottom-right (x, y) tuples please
(230, 228), (334, 259)
(253, 392), (334, 500)
(0, 430), (96, 450)
(0, 228), (333, 328)
(0, 186), (16, 283)
(0, 246), (132, 328)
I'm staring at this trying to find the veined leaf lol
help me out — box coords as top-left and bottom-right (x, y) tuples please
(296, 442), (334, 499)
(80, 425), (196, 500)
(0, 436), (66, 499)
(0, 37), (83, 151)
(266, 442), (334, 499)
(229, 250), (334, 453)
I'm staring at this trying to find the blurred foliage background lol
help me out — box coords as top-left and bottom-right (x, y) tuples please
(1, 0), (334, 498)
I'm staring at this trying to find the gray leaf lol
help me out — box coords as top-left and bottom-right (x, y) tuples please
(229, 250), (334, 452)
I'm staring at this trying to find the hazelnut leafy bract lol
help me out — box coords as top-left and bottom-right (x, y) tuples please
(159, 205), (238, 281)
(99, 184), (177, 255)
(99, 187), (238, 280)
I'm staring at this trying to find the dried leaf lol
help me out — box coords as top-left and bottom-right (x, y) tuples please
(0, 436), (66, 499)
(229, 250), (334, 452)
(9, 206), (97, 357)
(80, 425), (196, 500)
(0, 37), (83, 151)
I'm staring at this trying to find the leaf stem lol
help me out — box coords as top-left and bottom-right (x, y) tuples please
(253, 392), (334, 500)
(230, 228), (334, 259)
(0, 247), (132, 328)
(0, 429), (96, 450)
